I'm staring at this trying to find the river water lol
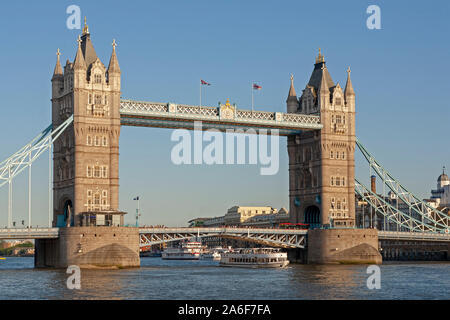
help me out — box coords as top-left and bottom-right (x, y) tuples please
(0, 257), (448, 299)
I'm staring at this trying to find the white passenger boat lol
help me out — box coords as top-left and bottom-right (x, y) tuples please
(162, 239), (203, 260)
(219, 248), (289, 268)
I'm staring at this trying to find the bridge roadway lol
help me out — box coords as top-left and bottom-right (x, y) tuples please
(139, 227), (308, 248)
(1, 228), (449, 246)
(119, 99), (322, 136)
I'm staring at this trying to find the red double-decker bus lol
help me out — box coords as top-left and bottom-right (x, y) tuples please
(278, 222), (309, 230)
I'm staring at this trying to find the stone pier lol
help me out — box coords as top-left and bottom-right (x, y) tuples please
(306, 228), (382, 264)
(35, 227), (140, 269)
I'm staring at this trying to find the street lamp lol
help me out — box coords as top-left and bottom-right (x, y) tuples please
(133, 196), (140, 227)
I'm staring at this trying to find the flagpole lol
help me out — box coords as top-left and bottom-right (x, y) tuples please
(199, 80), (202, 107)
(251, 82), (254, 113)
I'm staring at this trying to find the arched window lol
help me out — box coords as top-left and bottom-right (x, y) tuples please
(87, 135), (92, 146)
(95, 136), (100, 146)
(102, 166), (108, 178)
(94, 166), (101, 178)
(102, 136), (107, 147)
(87, 166), (92, 177)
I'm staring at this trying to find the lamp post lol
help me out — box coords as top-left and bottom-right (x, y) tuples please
(133, 196), (140, 227)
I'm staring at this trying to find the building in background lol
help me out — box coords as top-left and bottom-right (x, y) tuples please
(188, 206), (290, 228)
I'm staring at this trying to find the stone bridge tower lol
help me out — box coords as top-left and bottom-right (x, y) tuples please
(287, 50), (356, 228)
(51, 21), (121, 227)
(36, 21), (139, 269)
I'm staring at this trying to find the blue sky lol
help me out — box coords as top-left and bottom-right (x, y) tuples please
(0, 0), (448, 227)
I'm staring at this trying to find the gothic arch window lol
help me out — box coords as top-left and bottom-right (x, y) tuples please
(94, 136), (100, 146)
(102, 190), (107, 198)
(102, 136), (108, 147)
(102, 166), (108, 178)
(94, 166), (101, 178)
(330, 151), (334, 159)
(331, 177), (334, 186)
(88, 94), (92, 104)
(87, 135), (92, 146)
(87, 166), (92, 178)
(337, 200), (341, 210)
(336, 177), (341, 186)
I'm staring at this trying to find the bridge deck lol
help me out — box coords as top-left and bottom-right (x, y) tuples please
(378, 231), (450, 242)
(139, 227), (308, 248)
(120, 99), (322, 135)
(0, 228), (59, 240)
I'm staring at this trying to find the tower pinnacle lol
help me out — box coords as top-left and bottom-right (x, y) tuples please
(107, 38), (121, 74)
(73, 35), (86, 70)
(52, 48), (63, 78)
(82, 16), (89, 35)
(344, 66), (355, 96)
(315, 48), (325, 64)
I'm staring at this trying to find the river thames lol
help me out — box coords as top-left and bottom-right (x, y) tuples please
(0, 257), (448, 299)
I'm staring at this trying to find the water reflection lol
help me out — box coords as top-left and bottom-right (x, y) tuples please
(0, 257), (448, 299)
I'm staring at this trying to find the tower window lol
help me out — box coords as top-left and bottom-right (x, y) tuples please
(95, 136), (100, 146)
(94, 74), (102, 84)
(102, 166), (108, 178)
(87, 135), (92, 146)
(94, 166), (101, 178)
(87, 166), (92, 178)
(102, 190), (108, 198)
(102, 136), (108, 147)
(87, 190), (92, 197)
(88, 94), (92, 104)
(330, 151), (334, 159)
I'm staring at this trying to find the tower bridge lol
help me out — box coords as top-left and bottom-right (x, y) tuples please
(1, 21), (449, 268)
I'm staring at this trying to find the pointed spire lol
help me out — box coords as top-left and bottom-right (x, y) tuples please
(52, 48), (63, 79)
(315, 48), (325, 64)
(287, 74), (297, 97)
(107, 39), (121, 74)
(318, 64), (329, 94)
(344, 67), (355, 96)
(82, 16), (89, 35)
(73, 35), (86, 70)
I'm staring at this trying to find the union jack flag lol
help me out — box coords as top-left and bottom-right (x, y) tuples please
(253, 83), (262, 90)
(201, 80), (211, 85)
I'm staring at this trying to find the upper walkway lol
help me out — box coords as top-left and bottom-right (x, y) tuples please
(1, 227), (449, 245)
(119, 99), (322, 136)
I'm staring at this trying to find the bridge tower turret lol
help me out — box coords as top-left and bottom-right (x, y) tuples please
(288, 50), (356, 228)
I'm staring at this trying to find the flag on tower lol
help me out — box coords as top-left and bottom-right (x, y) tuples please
(201, 80), (211, 86)
(253, 83), (262, 90)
